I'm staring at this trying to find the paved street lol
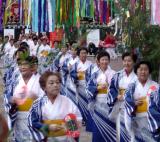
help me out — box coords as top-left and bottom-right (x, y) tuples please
(0, 56), (123, 142)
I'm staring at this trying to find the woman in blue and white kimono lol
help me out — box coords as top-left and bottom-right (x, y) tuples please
(86, 51), (116, 141)
(61, 45), (79, 104)
(3, 44), (30, 130)
(54, 45), (71, 95)
(85, 54), (99, 84)
(28, 71), (82, 142)
(70, 47), (92, 123)
(4, 56), (44, 142)
(125, 61), (159, 142)
(107, 52), (137, 142)
(148, 85), (160, 141)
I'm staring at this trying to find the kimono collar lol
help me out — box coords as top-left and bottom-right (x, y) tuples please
(124, 69), (133, 77)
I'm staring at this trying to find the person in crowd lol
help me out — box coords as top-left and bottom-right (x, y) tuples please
(37, 36), (51, 58)
(107, 52), (137, 142)
(86, 51), (116, 141)
(53, 44), (71, 95)
(70, 47), (92, 124)
(30, 36), (38, 56)
(0, 37), (3, 49)
(1, 36), (9, 53)
(85, 53), (99, 84)
(61, 43), (79, 104)
(99, 31), (117, 59)
(148, 85), (160, 141)
(4, 56), (44, 141)
(37, 36), (51, 74)
(125, 61), (159, 142)
(0, 113), (8, 142)
(28, 71), (82, 142)
(4, 38), (17, 59)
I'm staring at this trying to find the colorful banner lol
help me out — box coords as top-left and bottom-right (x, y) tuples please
(151, 0), (160, 25)
(2, 0), (117, 32)
(0, 0), (3, 31)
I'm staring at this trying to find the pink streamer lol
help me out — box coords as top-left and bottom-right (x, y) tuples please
(155, 0), (160, 25)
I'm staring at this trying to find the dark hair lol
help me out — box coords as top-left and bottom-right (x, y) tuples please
(122, 52), (137, 63)
(14, 42), (30, 59)
(39, 71), (62, 91)
(4, 36), (9, 39)
(20, 42), (29, 49)
(31, 56), (38, 65)
(134, 61), (152, 74)
(77, 47), (88, 56)
(33, 37), (38, 41)
(97, 51), (110, 61)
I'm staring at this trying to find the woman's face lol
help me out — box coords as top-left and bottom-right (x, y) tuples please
(45, 75), (60, 96)
(137, 64), (150, 83)
(99, 56), (110, 70)
(123, 56), (134, 72)
(18, 61), (32, 77)
(61, 47), (67, 54)
(71, 48), (77, 56)
(79, 50), (87, 61)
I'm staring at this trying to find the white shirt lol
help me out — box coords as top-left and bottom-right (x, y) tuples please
(4, 43), (17, 58)
(30, 43), (38, 56)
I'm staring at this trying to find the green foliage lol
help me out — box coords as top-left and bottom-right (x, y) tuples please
(116, 0), (160, 81)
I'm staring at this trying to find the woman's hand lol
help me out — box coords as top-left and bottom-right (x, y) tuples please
(135, 99), (144, 106)
(29, 92), (38, 100)
(117, 95), (124, 101)
(98, 84), (107, 89)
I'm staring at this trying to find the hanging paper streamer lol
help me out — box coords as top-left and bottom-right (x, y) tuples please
(48, 0), (56, 32)
(151, 0), (160, 26)
(74, 0), (80, 27)
(0, 0), (3, 31)
(32, 0), (39, 32)
(27, 0), (32, 28)
(94, 0), (99, 22)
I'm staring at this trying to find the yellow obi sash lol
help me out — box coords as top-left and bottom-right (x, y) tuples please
(43, 119), (66, 137)
(40, 51), (49, 57)
(17, 98), (34, 111)
(119, 88), (126, 96)
(77, 71), (85, 80)
(136, 97), (148, 113)
(97, 84), (108, 94)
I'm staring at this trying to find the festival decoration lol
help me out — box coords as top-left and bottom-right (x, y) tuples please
(64, 113), (80, 138)
(147, 85), (157, 97)
(151, 0), (160, 26)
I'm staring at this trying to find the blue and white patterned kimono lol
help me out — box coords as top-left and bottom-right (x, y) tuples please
(148, 85), (160, 141)
(28, 95), (82, 142)
(86, 67), (116, 141)
(37, 44), (52, 74)
(53, 52), (71, 95)
(4, 70), (44, 142)
(70, 59), (92, 122)
(125, 79), (158, 142)
(85, 63), (99, 83)
(107, 69), (137, 142)
(61, 56), (79, 104)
